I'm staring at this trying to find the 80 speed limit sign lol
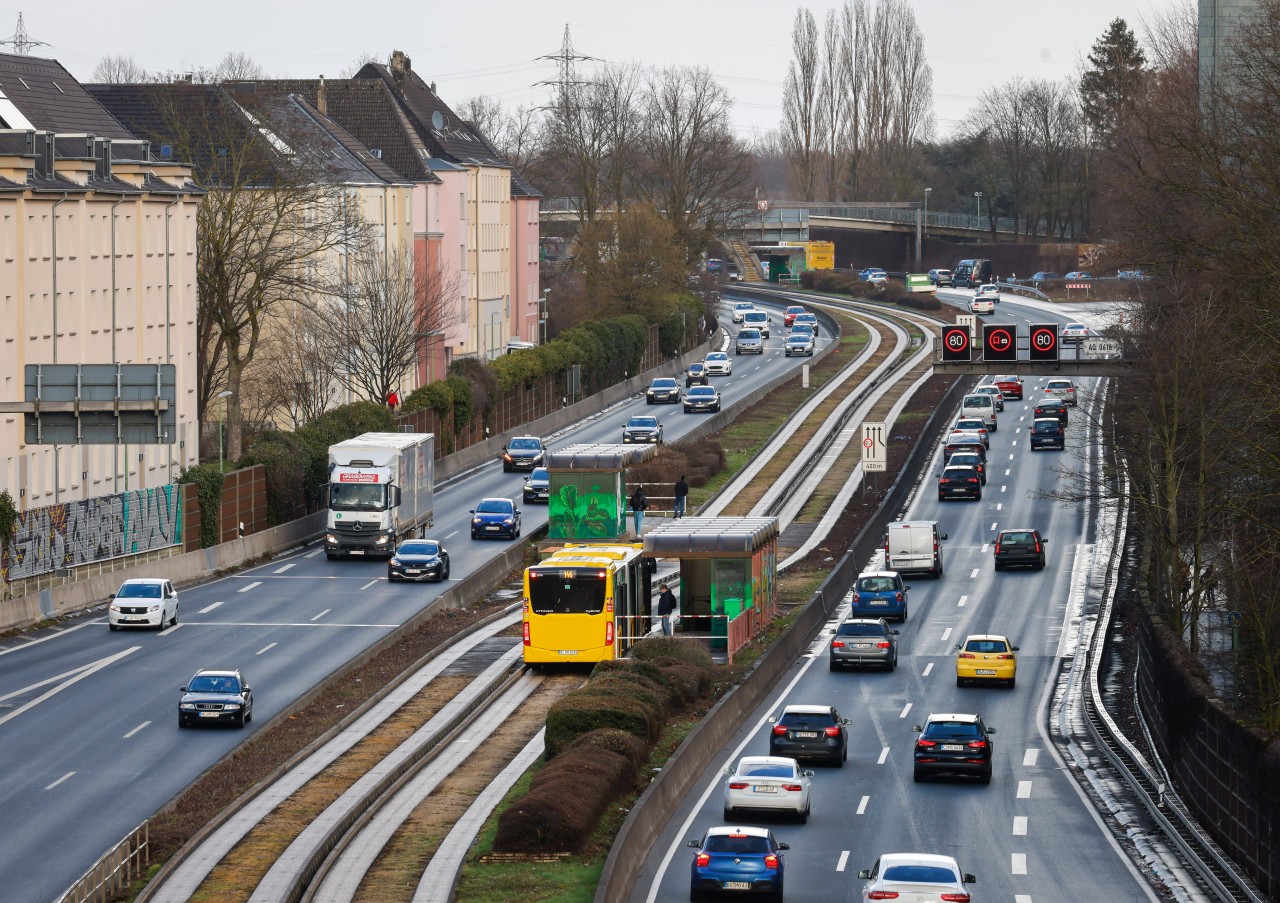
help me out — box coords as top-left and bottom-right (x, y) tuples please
(1029, 323), (1059, 361)
(941, 325), (971, 362)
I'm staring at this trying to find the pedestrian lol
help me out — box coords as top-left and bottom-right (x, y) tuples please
(673, 474), (689, 520)
(657, 582), (678, 636)
(629, 485), (648, 536)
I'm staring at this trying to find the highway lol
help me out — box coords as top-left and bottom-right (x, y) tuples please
(0, 300), (831, 903)
(628, 292), (1161, 901)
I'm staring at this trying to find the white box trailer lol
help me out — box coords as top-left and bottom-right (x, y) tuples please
(884, 520), (947, 578)
(325, 432), (435, 560)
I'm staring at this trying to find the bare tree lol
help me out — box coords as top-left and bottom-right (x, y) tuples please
(337, 52), (383, 80)
(249, 309), (340, 429)
(838, 0), (871, 198)
(968, 79), (1035, 236)
(598, 64), (643, 214)
(816, 8), (848, 198)
(882, 0), (934, 195)
(781, 8), (821, 199)
(91, 55), (149, 84)
(214, 52), (267, 82)
(458, 95), (544, 174)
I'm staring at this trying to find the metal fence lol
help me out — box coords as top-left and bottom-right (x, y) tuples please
(56, 822), (149, 903)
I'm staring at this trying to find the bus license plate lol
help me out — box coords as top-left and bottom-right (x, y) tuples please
(976, 669), (996, 675)
(557, 650), (578, 656)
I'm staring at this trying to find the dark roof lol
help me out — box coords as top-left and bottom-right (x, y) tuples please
(472, 129), (541, 198)
(546, 443), (657, 470)
(643, 517), (780, 557)
(0, 53), (132, 138)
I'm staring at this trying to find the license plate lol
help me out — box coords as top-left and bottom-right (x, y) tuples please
(854, 643), (873, 649)
(350, 550), (365, 555)
(795, 731), (818, 739)
(976, 669), (996, 675)
(724, 882), (751, 890)
(199, 711), (220, 718)
(557, 650), (578, 656)
(751, 785), (778, 793)
(405, 569), (421, 575)
(941, 743), (963, 751)
(486, 526), (501, 531)
(869, 600), (887, 606)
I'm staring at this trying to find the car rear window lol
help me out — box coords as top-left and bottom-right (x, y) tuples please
(1032, 422), (1061, 433)
(858, 577), (897, 592)
(964, 395), (992, 407)
(780, 711), (835, 728)
(964, 638), (1009, 653)
(922, 721), (982, 740)
(837, 623), (886, 637)
(704, 835), (770, 854)
(882, 865), (959, 883)
(740, 763), (794, 778)
(1000, 531), (1035, 545)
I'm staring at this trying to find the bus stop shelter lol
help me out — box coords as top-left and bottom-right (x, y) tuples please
(545, 443), (657, 542)
(643, 516), (779, 661)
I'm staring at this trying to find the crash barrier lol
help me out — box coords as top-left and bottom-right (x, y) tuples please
(54, 822), (148, 903)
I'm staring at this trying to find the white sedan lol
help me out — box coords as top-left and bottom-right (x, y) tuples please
(974, 283), (1001, 302)
(722, 755), (813, 822)
(704, 351), (733, 376)
(108, 577), (179, 630)
(969, 297), (995, 314)
(1062, 322), (1090, 344)
(859, 852), (976, 902)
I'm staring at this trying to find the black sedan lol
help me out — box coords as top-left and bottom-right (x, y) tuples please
(686, 362), (709, 387)
(683, 385), (721, 413)
(913, 712), (996, 783)
(993, 528), (1046, 570)
(622, 415), (664, 444)
(388, 539), (450, 582)
(767, 704), (849, 766)
(937, 464), (982, 501)
(522, 467), (550, 504)
(470, 498), (522, 540)
(178, 669), (254, 729)
(646, 377), (681, 404)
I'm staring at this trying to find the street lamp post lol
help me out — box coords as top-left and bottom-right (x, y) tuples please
(217, 390), (233, 471)
(540, 288), (550, 345)
(923, 187), (931, 237)
(974, 191), (983, 219)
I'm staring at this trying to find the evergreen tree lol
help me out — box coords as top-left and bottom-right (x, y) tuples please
(1080, 18), (1147, 139)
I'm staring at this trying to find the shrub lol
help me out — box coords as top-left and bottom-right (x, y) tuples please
(896, 290), (943, 311)
(631, 634), (715, 671)
(562, 727), (649, 777)
(492, 784), (598, 853)
(586, 674), (673, 721)
(544, 690), (658, 759)
(176, 463), (225, 547)
(657, 661), (711, 703)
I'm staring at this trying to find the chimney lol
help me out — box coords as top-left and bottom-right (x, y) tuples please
(430, 81), (436, 95)
(317, 75), (327, 115)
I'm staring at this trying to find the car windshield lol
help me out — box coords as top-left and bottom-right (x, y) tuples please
(329, 481), (387, 511)
(837, 622), (887, 636)
(688, 364), (704, 372)
(628, 417), (658, 428)
(858, 577), (897, 592)
(398, 541), (439, 556)
(739, 762), (796, 778)
(796, 315), (816, 322)
(116, 582), (163, 598)
(739, 330), (761, 339)
(688, 388), (715, 397)
(707, 353), (727, 361)
(791, 325), (814, 335)
(703, 835), (770, 855)
(187, 675), (239, 694)
(529, 468), (548, 481)
(923, 721), (983, 740)
(965, 638), (1010, 653)
(787, 336), (808, 344)
(651, 379), (677, 388)
(476, 499), (512, 514)
(882, 865), (959, 884)
(508, 438), (541, 450)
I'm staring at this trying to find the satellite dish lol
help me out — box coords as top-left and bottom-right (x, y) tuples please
(431, 111), (444, 130)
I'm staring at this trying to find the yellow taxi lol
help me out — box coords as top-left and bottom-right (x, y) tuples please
(955, 634), (1018, 688)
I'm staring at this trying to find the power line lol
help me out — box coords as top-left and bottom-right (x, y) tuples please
(0, 12), (49, 56)
(534, 23), (597, 102)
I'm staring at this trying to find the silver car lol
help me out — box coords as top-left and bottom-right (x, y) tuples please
(829, 618), (899, 671)
(1044, 377), (1078, 406)
(722, 755), (813, 822)
(974, 384), (1005, 412)
(736, 328), (764, 354)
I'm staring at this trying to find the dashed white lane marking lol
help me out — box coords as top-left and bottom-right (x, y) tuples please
(274, 563), (296, 574)
(1005, 468), (1011, 476)
(857, 796), (869, 815)
(445, 531), (459, 540)
(922, 663), (935, 677)
(123, 721), (150, 739)
(305, 548), (323, 558)
(359, 580), (378, 591)
(958, 595), (968, 607)
(238, 581), (262, 593)
(878, 747), (890, 764)
(256, 643), (277, 655)
(981, 543), (990, 552)
(1017, 780), (1033, 798)
(1011, 441), (1017, 447)
(836, 851), (850, 872)
(969, 568), (979, 579)
(1015, 895), (1034, 903)
(1023, 749), (1039, 767)
(1013, 816), (1028, 835)
(1001, 485), (1007, 493)
(991, 522), (998, 531)
(996, 503), (1003, 511)
(199, 600), (225, 614)
(310, 609), (331, 622)
(941, 628), (952, 643)
(1008, 453), (1014, 460)
(1012, 853), (1028, 874)
(46, 772), (75, 790)
(898, 702), (912, 719)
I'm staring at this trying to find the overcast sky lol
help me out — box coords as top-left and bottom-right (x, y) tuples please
(13, 0), (1180, 139)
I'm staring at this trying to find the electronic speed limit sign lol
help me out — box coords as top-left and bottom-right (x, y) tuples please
(982, 324), (1017, 362)
(941, 325), (972, 362)
(1029, 323), (1059, 362)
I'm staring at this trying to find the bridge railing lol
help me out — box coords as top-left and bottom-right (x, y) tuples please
(807, 205), (1027, 236)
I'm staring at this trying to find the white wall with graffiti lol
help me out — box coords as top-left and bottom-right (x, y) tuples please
(2, 486), (183, 582)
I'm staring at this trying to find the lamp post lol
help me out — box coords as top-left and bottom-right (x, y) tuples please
(217, 390), (233, 471)
(540, 288), (550, 345)
(923, 187), (931, 237)
(974, 191), (983, 219)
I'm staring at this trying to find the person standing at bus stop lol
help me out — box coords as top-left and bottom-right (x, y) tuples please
(657, 582), (678, 635)
(630, 485), (648, 536)
(673, 475), (688, 520)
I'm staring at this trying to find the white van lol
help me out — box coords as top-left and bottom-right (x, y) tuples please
(743, 309), (770, 337)
(961, 392), (997, 431)
(884, 521), (948, 578)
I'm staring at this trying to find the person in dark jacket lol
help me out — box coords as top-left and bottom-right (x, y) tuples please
(657, 582), (678, 635)
(630, 486), (648, 536)
(673, 475), (689, 519)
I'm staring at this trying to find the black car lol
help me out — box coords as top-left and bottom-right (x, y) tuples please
(1029, 418), (1065, 450)
(622, 415), (664, 443)
(646, 377), (681, 404)
(388, 539), (450, 582)
(943, 437), (987, 462)
(993, 528), (1046, 570)
(1033, 398), (1069, 424)
(913, 713), (996, 783)
(500, 436), (545, 472)
(523, 467), (550, 503)
(686, 362), (709, 387)
(938, 465), (982, 501)
(178, 669), (254, 728)
(768, 704), (849, 766)
(947, 451), (986, 484)
(683, 386), (721, 413)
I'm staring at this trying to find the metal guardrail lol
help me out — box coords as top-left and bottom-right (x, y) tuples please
(55, 822), (149, 903)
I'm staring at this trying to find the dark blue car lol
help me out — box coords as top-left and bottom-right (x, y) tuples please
(849, 570), (910, 622)
(470, 497), (522, 540)
(689, 825), (787, 901)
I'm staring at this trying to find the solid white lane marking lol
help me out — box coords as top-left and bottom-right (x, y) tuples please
(878, 746), (890, 764)
(1012, 853), (1027, 874)
(898, 702), (912, 719)
(304, 548), (323, 558)
(274, 563), (296, 574)
(958, 595), (968, 607)
(176, 621), (398, 628)
(836, 851), (849, 872)
(310, 609), (331, 622)
(969, 568), (979, 579)
(45, 772), (75, 790)
(445, 531), (459, 540)
(123, 721), (150, 739)
(1013, 816), (1028, 836)
(1023, 749), (1039, 767)
(256, 643), (277, 655)
(1017, 780), (1033, 798)
(199, 600), (225, 614)
(237, 581), (262, 593)
(359, 580), (378, 591)
(0, 647), (139, 727)
(857, 796), (869, 815)
(922, 663), (934, 677)
(941, 628), (952, 643)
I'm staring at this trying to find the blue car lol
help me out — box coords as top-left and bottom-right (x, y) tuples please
(470, 497), (522, 540)
(689, 825), (788, 901)
(849, 570), (909, 622)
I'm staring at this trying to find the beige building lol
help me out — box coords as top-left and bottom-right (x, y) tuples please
(0, 54), (202, 511)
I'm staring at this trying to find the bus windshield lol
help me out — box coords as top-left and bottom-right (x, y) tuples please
(528, 569), (607, 615)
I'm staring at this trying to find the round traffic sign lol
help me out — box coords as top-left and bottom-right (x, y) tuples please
(943, 327), (969, 351)
(863, 437), (875, 449)
(987, 328), (1013, 352)
(1031, 327), (1057, 351)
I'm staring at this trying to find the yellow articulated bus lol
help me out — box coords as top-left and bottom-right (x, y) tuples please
(523, 544), (651, 665)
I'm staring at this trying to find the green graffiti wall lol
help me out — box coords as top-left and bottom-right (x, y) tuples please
(547, 472), (625, 540)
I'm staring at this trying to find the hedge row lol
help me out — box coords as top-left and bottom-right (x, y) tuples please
(493, 637), (715, 853)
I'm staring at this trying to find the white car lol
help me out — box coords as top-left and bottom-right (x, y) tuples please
(974, 283), (1000, 302)
(108, 577), (179, 630)
(858, 852), (976, 902)
(722, 755), (813, 822)
(969, 297), (995, 314)
(1062, 322), (1090, 344)
(1045, 378), (1078, 406)
(784, 334), (814, 356)
(731, 302), (755, 323)
(704, 352), (733, 376)
(974, 384), (1005, 412)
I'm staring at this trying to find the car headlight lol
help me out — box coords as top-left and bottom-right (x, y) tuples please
(376, 534), (389, 545)
(222, 703), (241, 711)
(147, 604), (161, 612)
(473, 517), (482, 524)
(110, 603), (122, 612)
(502, 453), (512, 462)
(503, 517), (514, 525)
(180, 702), (196, 710)
(389, 558), (401, 567)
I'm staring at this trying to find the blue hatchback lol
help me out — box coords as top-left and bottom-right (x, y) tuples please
(470, 497), (522, 540)
(849, 570), (909, 622)
(689, 826), (788, 900)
